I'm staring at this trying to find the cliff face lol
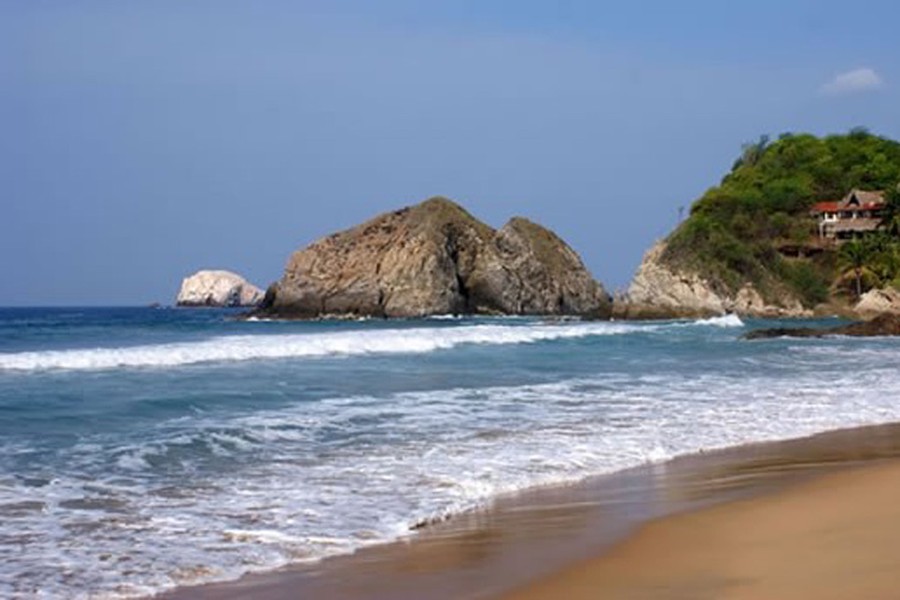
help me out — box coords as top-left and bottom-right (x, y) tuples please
(176, 270), (263, 307)
(256, 197), (611, 319)
(619, 241), (811, 319)
(467, 217), (609, 315)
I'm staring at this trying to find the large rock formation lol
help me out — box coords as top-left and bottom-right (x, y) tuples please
(255, 197), (611, 319)
(617, 240), (811, 319)
(176, 270), (264, 307)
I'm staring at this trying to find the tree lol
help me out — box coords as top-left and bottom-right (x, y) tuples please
(871, 242), (900, 287)
(839, 239), (868, 298)
(738, 134), (771, 168)
(880, 186), (900, 236)
(665, 132), (900, 300)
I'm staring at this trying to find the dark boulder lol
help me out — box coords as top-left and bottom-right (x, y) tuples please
(744, 313), (900, 339)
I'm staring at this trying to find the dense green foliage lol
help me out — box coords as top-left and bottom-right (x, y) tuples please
(664, 130), (900, 306)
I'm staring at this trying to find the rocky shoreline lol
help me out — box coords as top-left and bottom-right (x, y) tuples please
(744, 313), (900, 339)
(610, 239), (900, 322)
(174, 199), (900, 325)
(613, 240), (812, 320)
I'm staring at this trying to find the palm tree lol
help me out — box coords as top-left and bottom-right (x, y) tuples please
(838, 239), (868, 298)
(880, 187), (900, 236)
(875, 245), (900, 286)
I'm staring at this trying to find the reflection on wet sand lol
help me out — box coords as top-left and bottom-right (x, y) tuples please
(159, 422), (900, 600)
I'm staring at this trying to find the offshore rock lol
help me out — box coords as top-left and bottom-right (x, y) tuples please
(176, 270), (264, 307)
(744, 313), (900, 339)
(255, 197), (611, 319)
(618, 240), (810, 319)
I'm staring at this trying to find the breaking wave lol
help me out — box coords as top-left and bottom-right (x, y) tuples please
(693, 313), (744, 327)
(0, 314), (752, 373)
(0, 322), (643, 372)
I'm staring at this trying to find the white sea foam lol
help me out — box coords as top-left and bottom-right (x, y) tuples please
(689, 313), (744, 327)
(4, 320), (900, 599)
(5, 339), (900, 599)
(0, 322), (646, 372)
(0, 316), (755, 373)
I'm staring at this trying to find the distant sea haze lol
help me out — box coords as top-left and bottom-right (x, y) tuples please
(1, 307), (899, 598)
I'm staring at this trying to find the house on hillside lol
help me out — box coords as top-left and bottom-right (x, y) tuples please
(810, 189), (886, 241)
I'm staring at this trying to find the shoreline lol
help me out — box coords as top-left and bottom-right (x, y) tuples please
(503, 458), (900, 600)
(156, 421), (900, 599)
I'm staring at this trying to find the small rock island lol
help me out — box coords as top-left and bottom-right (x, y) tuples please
(177, 270), (264, 307)
(253, 197), (611, 320)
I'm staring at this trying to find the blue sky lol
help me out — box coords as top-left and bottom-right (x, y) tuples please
(2, 1), (899, 305)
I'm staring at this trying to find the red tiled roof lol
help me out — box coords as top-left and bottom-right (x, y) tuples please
(811, 201), (840, 213)
(810, 195), (886, 214)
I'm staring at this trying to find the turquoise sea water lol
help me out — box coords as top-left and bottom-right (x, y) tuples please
(1, 307), (899, 599)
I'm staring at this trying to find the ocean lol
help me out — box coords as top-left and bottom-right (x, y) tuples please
(1, 307), (899, 599)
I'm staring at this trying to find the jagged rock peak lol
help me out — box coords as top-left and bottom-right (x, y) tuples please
(176, 270), (263, 307)
(255, 197), (611, 320)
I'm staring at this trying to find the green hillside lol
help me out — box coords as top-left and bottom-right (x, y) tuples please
(663, 130), (900, 307)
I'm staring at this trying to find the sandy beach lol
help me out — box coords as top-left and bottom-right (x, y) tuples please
(504, 459), (900, 600)
(159, 422), (900, 600)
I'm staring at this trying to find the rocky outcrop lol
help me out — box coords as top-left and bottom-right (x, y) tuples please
(744, 313), (900, 339)
(176, 270), (263, 307)
(255, 197), (611, 319)
(855, 287), (900, 318)
(616, 240), (811, 319)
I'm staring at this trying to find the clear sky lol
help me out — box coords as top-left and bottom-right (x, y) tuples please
(2, 1), (899, 305)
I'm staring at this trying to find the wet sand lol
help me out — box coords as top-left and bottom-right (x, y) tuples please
(504, 460), (900, 600)
(158, 422), (900, 599)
